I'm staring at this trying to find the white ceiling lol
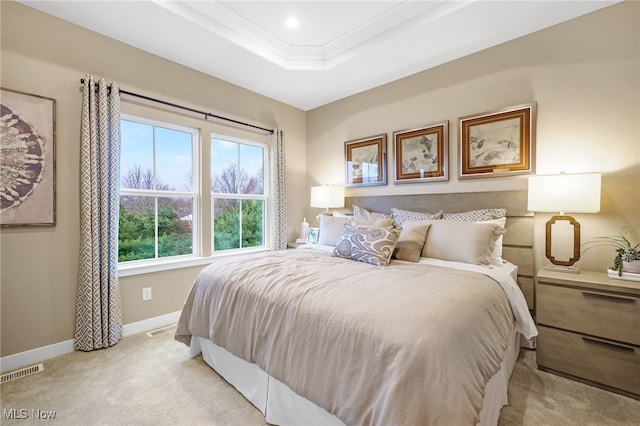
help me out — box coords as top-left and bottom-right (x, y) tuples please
(20, 1), (620, 111)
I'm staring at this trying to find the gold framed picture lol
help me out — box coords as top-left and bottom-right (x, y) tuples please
(458, 103), (536, 179)
(393, 121), (448, 184)
(345, 134), (387, 187)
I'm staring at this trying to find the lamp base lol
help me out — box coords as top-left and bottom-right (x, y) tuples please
(544, 264), (580, 274)
(545, 215), (581, 268)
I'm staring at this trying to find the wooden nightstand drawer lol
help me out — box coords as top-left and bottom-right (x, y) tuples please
(537, 283), (640, 345)
(537, 325), (640, 396)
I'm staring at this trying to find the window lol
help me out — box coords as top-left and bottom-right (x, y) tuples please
(211, 134), (267, 252)
(119, 115), (198, 263)
(118, 112), (270, 272)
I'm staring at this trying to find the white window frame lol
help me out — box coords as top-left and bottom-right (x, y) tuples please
(118, 113), (200, 274)
(210, 132), (269, 253)
(118, 115), (272, 277)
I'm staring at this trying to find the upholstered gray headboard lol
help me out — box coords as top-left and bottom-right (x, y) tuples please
(345, 190), (535, 311)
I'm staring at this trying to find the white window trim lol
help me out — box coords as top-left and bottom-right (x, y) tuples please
(117, 120), (271, 277)
(210, 132), (270, 252)
(119, 113), (200, 268)
(118, 247), (270, 277)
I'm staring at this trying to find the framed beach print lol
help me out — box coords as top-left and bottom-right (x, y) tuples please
(0, 88), (56, 226)
(393, 121), (448, 184)
(345, 134), (387, 187)
(458, 102), (536, 179)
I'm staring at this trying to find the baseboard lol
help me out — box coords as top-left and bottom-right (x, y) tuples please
(0, 339), (74, 375)
(121, 311), (181, 337)
(0, 311), (182, 374)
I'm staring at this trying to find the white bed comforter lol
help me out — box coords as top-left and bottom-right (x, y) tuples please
(176, 247), (536, 426)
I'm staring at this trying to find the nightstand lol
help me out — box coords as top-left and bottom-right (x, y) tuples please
(536, 269), (640, 399)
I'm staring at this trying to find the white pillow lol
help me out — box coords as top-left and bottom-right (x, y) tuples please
(331, 210), (352, 218)
(350, 217), (396, 228)
(318, 215), (349, 246)
(442, 210), (508, 263)
(421, 220), (506, 265)
(480, 217), (507, 261)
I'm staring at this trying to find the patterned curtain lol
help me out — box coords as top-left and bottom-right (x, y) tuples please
(74, 75), (123, 351)
(267, 129), (287, 250)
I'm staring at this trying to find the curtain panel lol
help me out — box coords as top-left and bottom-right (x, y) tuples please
(74, 75), (123, 351)
(268, 129), (287, 250)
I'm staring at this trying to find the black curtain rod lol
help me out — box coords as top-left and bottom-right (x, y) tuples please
(80, 79), (273, 134)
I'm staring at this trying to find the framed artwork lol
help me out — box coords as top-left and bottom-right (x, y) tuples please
(306, 227), (319, 244)
(344, 133), (387, 187)
(393, 121), (448, 184)
(458, 102), (536, 179)
(1, 88), (56, 226)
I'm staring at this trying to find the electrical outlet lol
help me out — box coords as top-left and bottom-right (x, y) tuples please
(142, 287), (152, 301)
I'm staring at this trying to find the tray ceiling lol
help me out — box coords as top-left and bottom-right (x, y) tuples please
(20, 1), (620, 110)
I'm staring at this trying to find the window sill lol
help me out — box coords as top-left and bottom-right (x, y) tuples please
(118, 247), (271, 277)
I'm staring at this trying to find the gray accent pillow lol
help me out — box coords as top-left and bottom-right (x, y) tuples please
(393, 221), (431, 262)
(333, 224), (401, 266)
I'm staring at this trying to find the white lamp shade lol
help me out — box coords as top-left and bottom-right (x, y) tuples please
(310, 185), (345, 209)
(527, 173), (601, 213)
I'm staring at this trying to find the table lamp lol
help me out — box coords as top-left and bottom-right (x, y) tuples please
(527, 172), (601, 273)
(310, 184), (345, 214)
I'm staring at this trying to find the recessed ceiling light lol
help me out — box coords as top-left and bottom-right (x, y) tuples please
(285, 17), (299, 29)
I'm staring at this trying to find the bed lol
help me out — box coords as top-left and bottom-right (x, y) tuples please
(175, 191), (537, 426)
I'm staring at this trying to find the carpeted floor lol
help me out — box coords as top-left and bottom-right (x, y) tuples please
(498, 349), (640, 425)
(1, 329), (639, 425)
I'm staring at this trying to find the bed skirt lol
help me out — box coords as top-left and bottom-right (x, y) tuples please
(189, 327), (522, 426)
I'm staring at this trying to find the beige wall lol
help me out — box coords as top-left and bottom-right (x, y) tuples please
(307, 1), (639, 274)
(1, 1), (639, 359)
(0, 1), (307, 357)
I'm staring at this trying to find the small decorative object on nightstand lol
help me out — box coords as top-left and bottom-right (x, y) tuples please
(295, 217), (310, 244)
(536, 268), (640, 400)
(287, 242), (304, 249)
(583, 225), (640, 281)
(306, 227), (319, 244)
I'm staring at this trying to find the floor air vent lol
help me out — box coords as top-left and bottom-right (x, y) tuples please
(147, 324), (177, 338)
(1, 363), (44, 384)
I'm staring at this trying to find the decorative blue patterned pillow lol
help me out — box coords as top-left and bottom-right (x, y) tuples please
(333, 224), (400, 266)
